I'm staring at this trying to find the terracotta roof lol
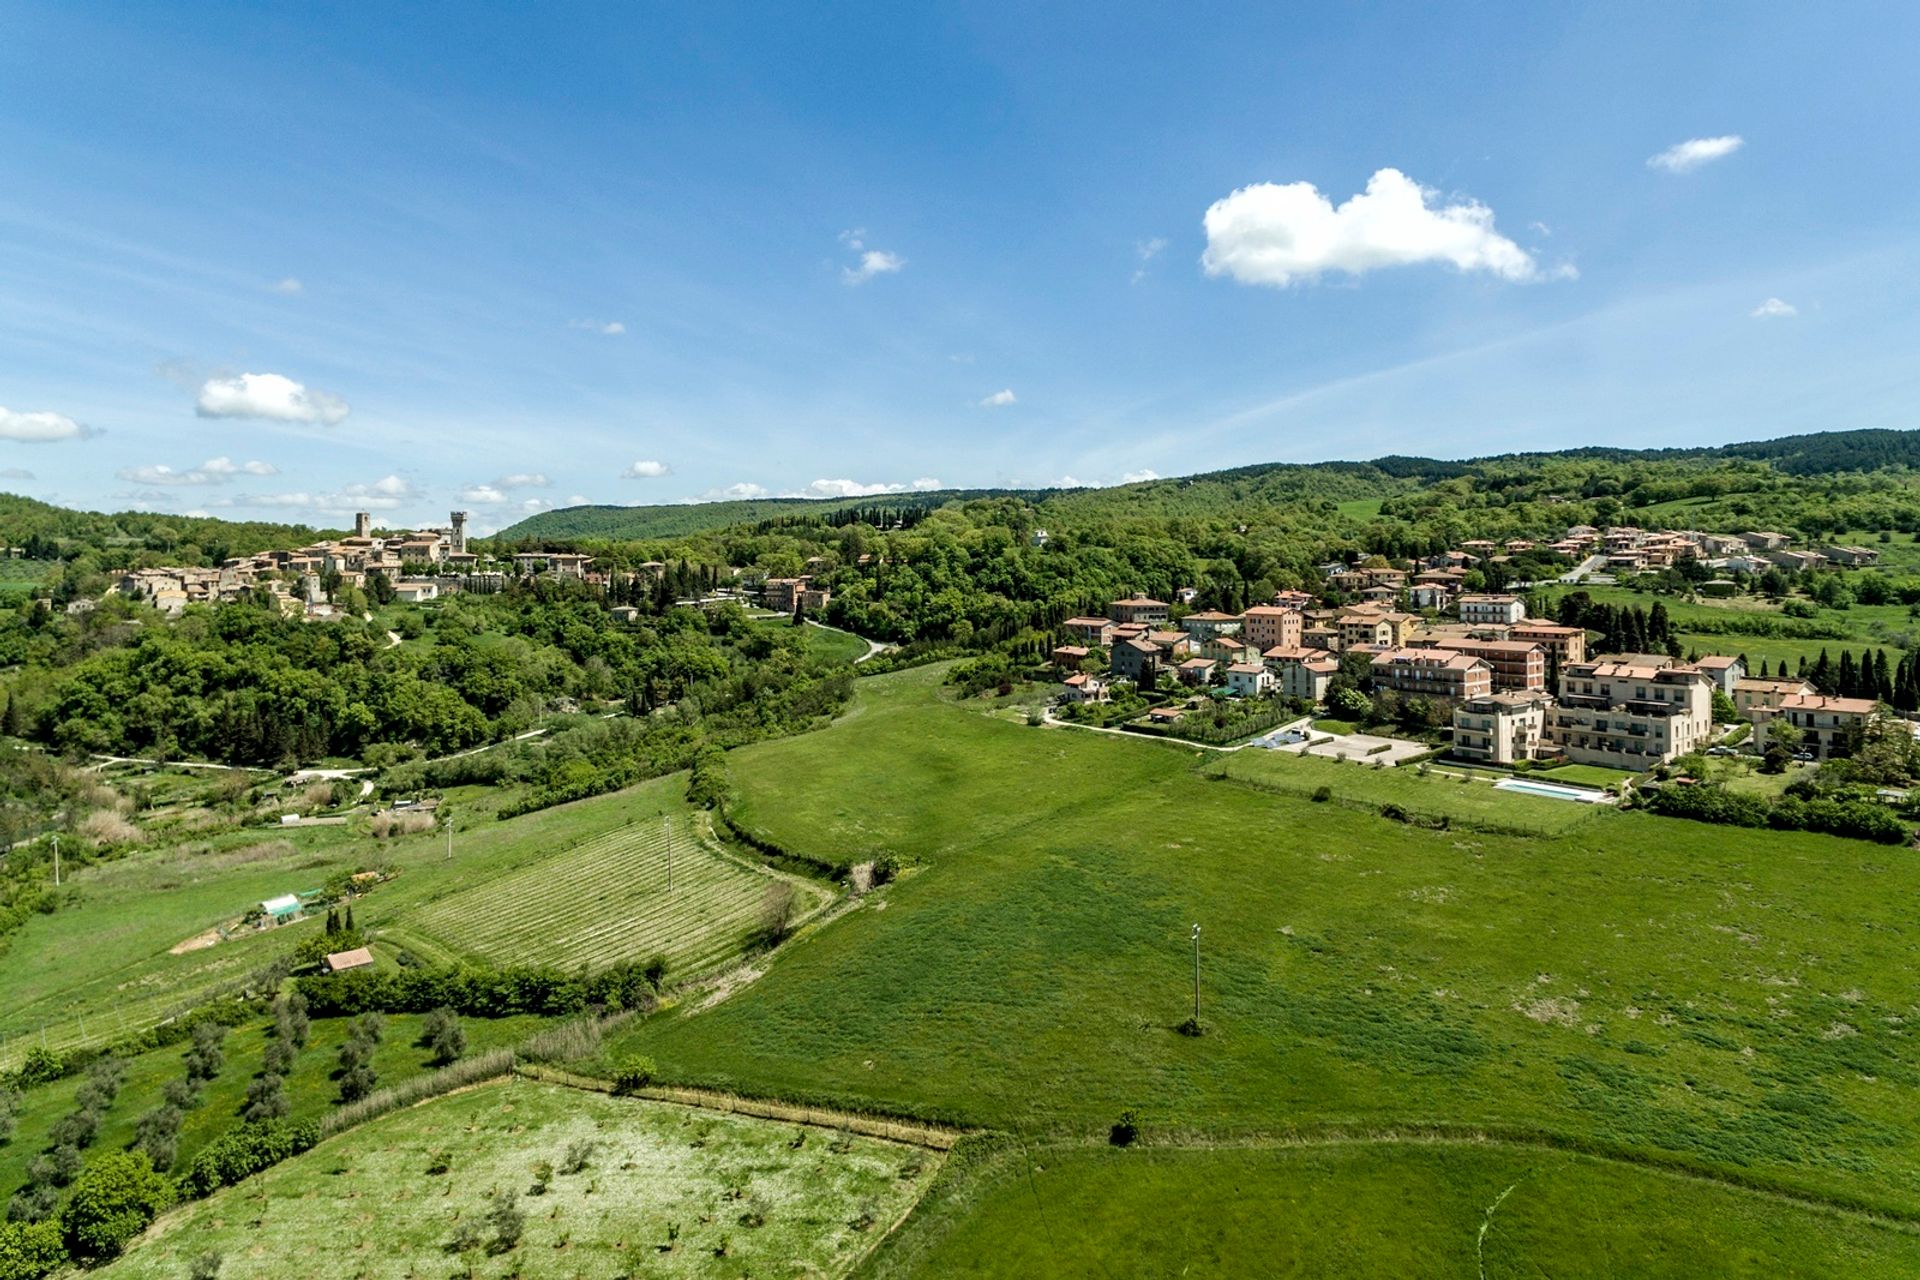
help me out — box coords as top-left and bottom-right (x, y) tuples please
(324, 947), (374, 972)
(1777, 694), (1876, 714)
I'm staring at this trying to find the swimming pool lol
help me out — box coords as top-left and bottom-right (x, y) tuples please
(1494, 778), (1612, 804)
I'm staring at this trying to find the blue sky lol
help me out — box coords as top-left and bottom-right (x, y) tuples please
(4, 2), (1918, 532)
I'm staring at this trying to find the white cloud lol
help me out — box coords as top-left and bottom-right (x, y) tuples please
(1201, 168), (1559, 288)
(1132, 236), (1168, 283)
(622, 460), (672, 479)
(1751, 297), (1798, 319)
(116, 457), (278, 487)
(239, 473), (414, 515)
(793, 478), (943, 499)
(569, 319), (625, 336)
(272, 277), (303, 295)
(1054, 475), (1090, 488)
(0, 468), (33, 481)
(1121, 469), (1161, 484)
(688, 482), (772, 502)
(839, 231), (905, 285)
(195, 372), (349, 425)
(978, 389), (1017, 408)
(948, 352), (975, 364)
(1648, 135), (1744, 174)
(460, 472), (551, 503)
(0, 406), (96, 443)
(843, 249), (905, 285)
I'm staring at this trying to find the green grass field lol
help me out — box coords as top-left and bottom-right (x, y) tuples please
(1532, 762), (1640, 788)
(1212, 748), (1606, 836)
(601, 663), (1920, 1245)
(399, 812), (827, 976)
(864, 1139), (1920, 1278)
(104, 1078), (939, 1279)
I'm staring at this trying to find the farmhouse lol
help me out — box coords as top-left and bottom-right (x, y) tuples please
(324, 947), (375, 973)
(1181, 610), (1243, 643)
(1733, 676), (1817, 715)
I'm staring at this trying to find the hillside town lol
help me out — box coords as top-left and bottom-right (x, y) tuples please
(1054, 523), (1891, 771)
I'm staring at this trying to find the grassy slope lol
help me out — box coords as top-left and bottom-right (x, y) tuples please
(103, 1078), (937, 1279)
(401, 811), (825, 976)
(1540, 582), (1904, 669)
(0, 773), (710, 1067)
(607, 666), (1920, 1223)
(867, 1140), (1920, 1278)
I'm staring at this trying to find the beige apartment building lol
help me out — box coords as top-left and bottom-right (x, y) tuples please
(1547, 659), (1714, 768)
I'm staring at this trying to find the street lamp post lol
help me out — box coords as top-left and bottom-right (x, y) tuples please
(1191, 923), (1201, 1025)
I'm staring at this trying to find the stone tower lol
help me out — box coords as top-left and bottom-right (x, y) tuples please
(354, 511), (371, 539)
(449, 511), (468, 554)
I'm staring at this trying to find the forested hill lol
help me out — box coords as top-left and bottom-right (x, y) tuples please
(499, 427), (1914, 541)
(496, 487), (1062, 542)
(0, 493), (333, 564)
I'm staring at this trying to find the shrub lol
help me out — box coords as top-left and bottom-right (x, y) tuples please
(488, 1189), (525, 1251)
(1108, 1110), (1139, 1147)
(189, 1250), (224, 1280)
(175, 1121), (319, 1198)
(1310, 786), (1333, 803)
(611, 1055), (657, 1094)
(0, 1219), (66, 1279)
(560, 1140), (596, 1176)
(61, 1151), (174, 1261)
(240, 1073), (289, 1124)
(423, 1008), (467, 1067)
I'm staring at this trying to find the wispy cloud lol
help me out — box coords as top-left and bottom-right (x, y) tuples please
(196, 372), (349, 425)
(1202, 168), (1566, 288)
(116, 457), (278, 486)
(793, 477), (942, 498)
(0, 468), (34, 481)
(1132, 236), (1168, 283)
(1648, 135), (1744, 174)
(1751, 297), (1798, 319)
(569, 319), (626, 336)
(978, 389), (1017, 408)
(272, 277), (303, 295)
(237, 474), (414, 515)
(1121, 469), (1161, 483)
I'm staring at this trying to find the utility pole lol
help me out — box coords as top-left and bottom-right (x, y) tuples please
(1191, 923), (1202, 1025)
(664, 815), (673, 893)
(51, 835), (59, 888)
(445, 813), (453, 862)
